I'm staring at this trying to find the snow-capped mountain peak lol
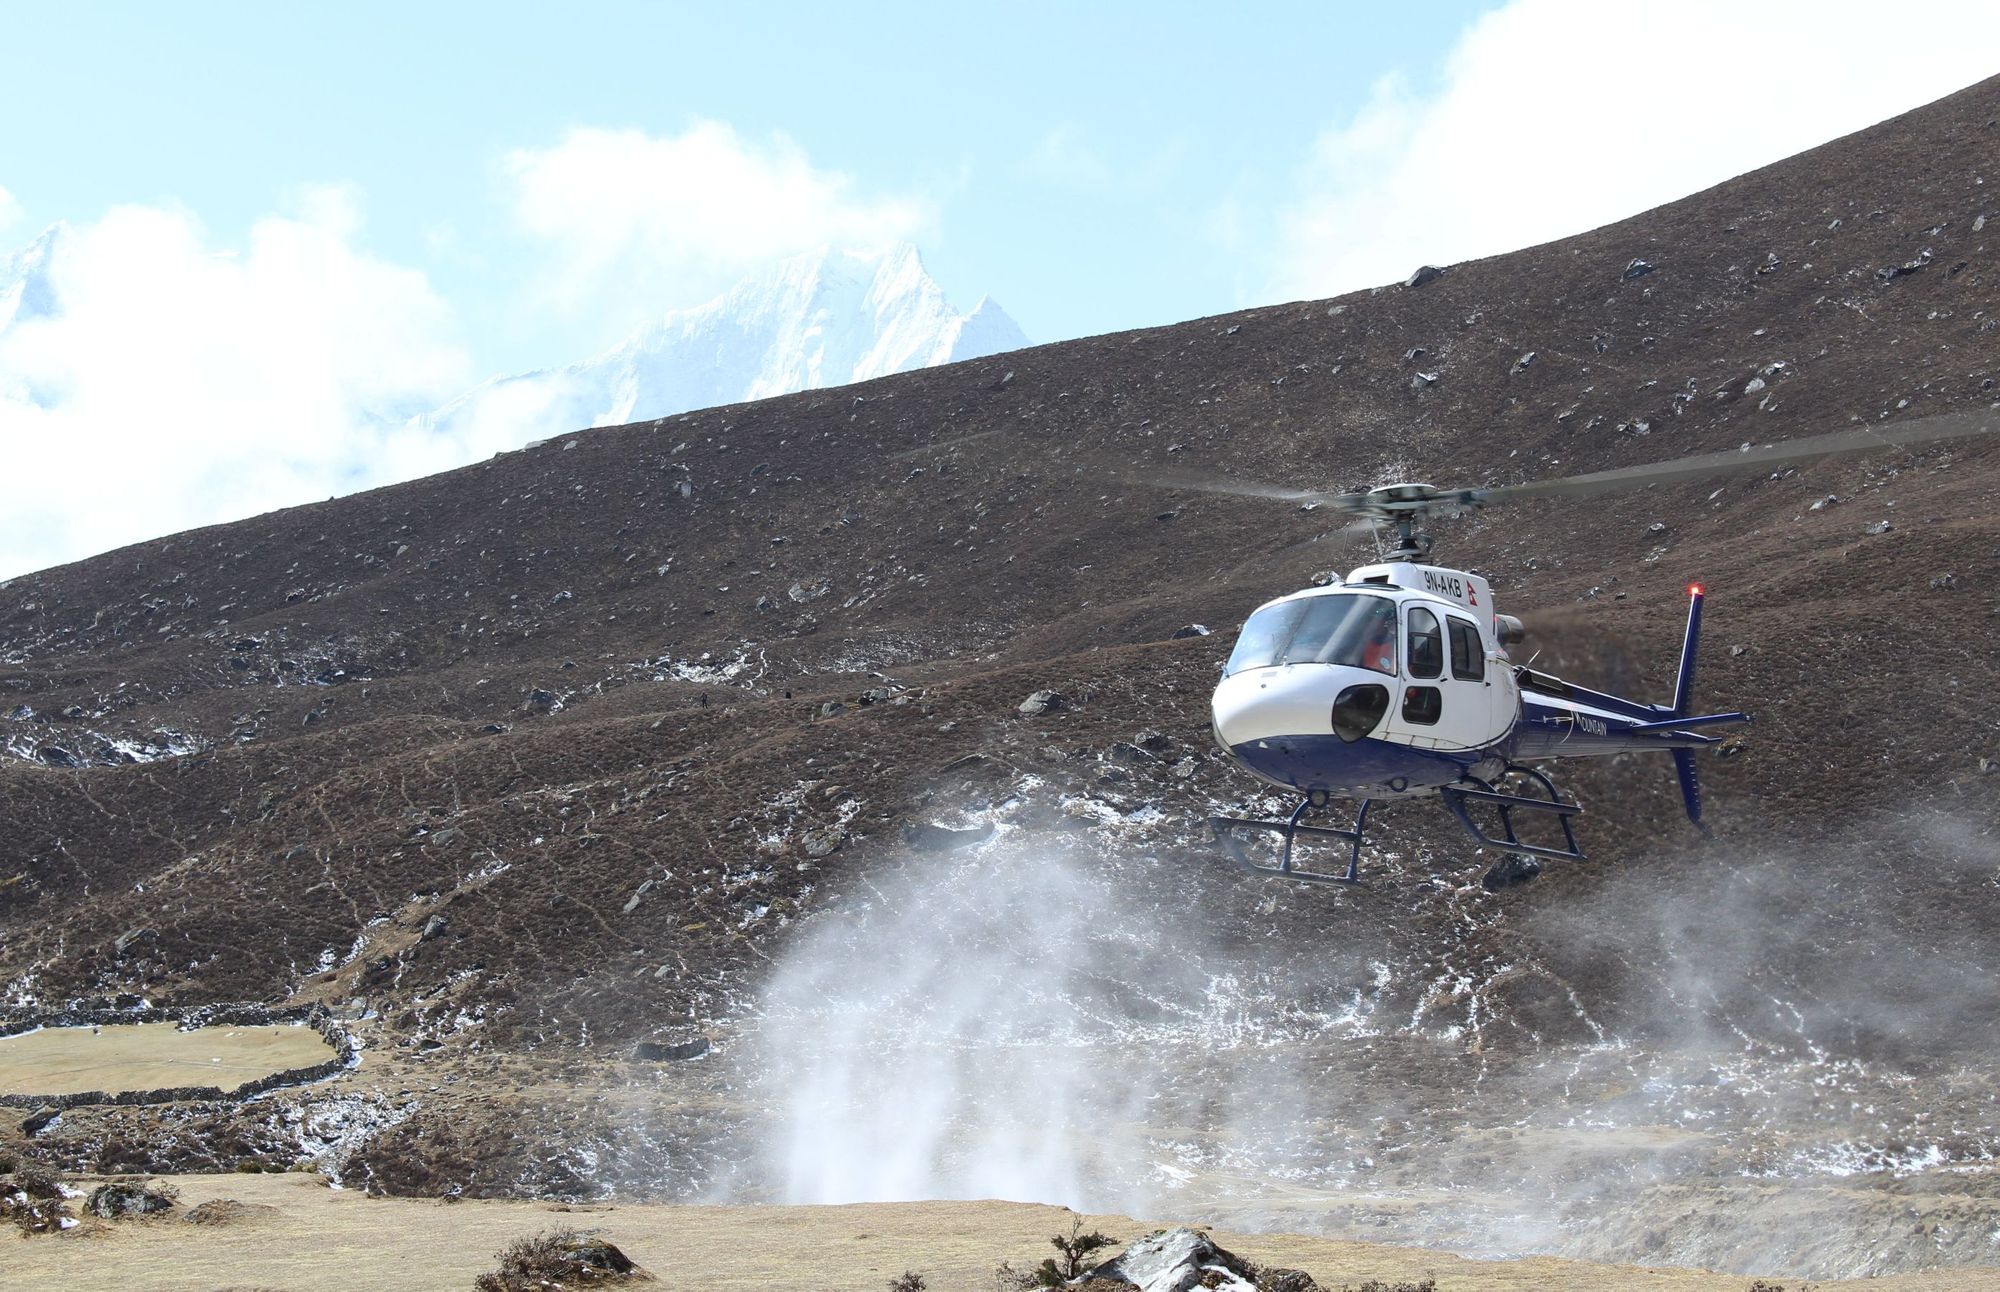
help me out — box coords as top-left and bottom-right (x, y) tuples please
(416, 242), (1026, 448)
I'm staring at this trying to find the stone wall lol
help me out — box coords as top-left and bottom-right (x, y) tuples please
(0, 1002), (357, 1110)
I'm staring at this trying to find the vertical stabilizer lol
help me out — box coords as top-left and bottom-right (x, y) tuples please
(1673, 584), (1705, 717)
(1672, 585), (1710, 834)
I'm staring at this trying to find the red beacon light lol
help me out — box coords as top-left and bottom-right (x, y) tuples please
(1688, 583), (1704, 597)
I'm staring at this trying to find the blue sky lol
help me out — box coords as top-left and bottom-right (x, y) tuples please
(3, 2), (1491, 362)
(3, 1), (1998, 578)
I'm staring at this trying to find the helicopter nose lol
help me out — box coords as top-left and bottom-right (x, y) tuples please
(1212, 665), (1383, 748)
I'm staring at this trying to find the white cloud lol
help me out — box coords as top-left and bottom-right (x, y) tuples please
(0, 187), (20, 238)
(505, 122), (935, 338)
(0, 192), (480, 580)
(1266, 0), (2000, 301)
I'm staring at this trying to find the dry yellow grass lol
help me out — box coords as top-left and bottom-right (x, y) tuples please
(0, 1023), (335, 1096)
(7, 1173), (1998, 1292)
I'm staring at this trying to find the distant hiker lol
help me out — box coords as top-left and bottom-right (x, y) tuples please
(700, 693), (709, 708)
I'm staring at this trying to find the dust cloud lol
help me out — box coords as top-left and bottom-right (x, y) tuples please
(748, 835), (1353, 1212)
(731, 812), (2000, 1278)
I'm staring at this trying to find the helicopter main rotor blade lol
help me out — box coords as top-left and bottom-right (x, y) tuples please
(1475, 408), (1997, 505)
(1119, 466), (1346, 505)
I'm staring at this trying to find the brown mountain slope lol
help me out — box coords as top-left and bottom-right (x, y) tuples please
(2, 71), (1998, 1278)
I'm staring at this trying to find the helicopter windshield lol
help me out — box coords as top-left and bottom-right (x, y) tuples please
(1223, 593), (1399, 676)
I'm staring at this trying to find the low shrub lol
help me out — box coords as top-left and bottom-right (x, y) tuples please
(472, 1226), (653, 1290)
(1, 1164), (73, 1236)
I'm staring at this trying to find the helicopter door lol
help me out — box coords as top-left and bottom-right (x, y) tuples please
(1390, 605), (1492, 750)
(1443, 613), (1508, 746)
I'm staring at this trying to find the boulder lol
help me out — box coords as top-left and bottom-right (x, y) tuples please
(1402, 264), (1444, 288)
(85, 1181), (177, 1219)
(1169, 624), (1210, 639)
(801, 825), (846, 858)
(1084, 1227), (1260, 1291)
(1622, 257), (1655, 280)
(1019, 690), (1068, 717)
(1481, 855), (1543, 892)
(634, 1036), (710, 1062)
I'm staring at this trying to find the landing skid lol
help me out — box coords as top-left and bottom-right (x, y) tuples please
(1210, 794), (1371, 885)
(1439, 764), (1585, 863)
(1212, 764), (1585, 886)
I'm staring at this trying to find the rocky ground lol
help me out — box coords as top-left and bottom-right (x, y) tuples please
(3, 74), (1999, 1283)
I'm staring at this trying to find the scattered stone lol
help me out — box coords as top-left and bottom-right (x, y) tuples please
(1931, 572), (1957, 590)
(1511, 351), (1536, 374)
(420, 914), (449, 941)
(1809, 495), (1839, 511)
(1878, 249), (1934, 280)
(622, 880), (654, 914)
(1978, 757), (1997, 775)
(21, 1106), (60, 1135)
(1647, 522), (1668, 534)
(428, 827), (466, 848)
(1018, 689), (1068, 717)
(1622, 258), (1655, 280)
(1729, 645), (1748, 657)
(1403, 347), (1426, 361)
(1411, 371), (1440, 390)
(817, 700), (846, 720)
(858, 687), (894, 705)
(899, 820), (996, 852)
(1864, 519), (1894, 535)
(1169, 624), (1211, 639)
(524, 688), (559, 713)
(1403, 265), (1444, 288)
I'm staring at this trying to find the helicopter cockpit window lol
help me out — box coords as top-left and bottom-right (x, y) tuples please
(1407, 606), (1443, 679)
(1222, 594), (1399, 676)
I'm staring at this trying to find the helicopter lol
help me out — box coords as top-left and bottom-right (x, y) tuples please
(1146, 410), (1998, 886)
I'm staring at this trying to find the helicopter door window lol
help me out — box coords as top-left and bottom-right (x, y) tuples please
(1407, 607), (1443, 679)
(1403, 686), (1441, 724)
(1448, 617), (1484, 681)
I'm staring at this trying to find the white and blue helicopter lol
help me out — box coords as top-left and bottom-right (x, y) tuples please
(1161, 413), (1996, 886)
